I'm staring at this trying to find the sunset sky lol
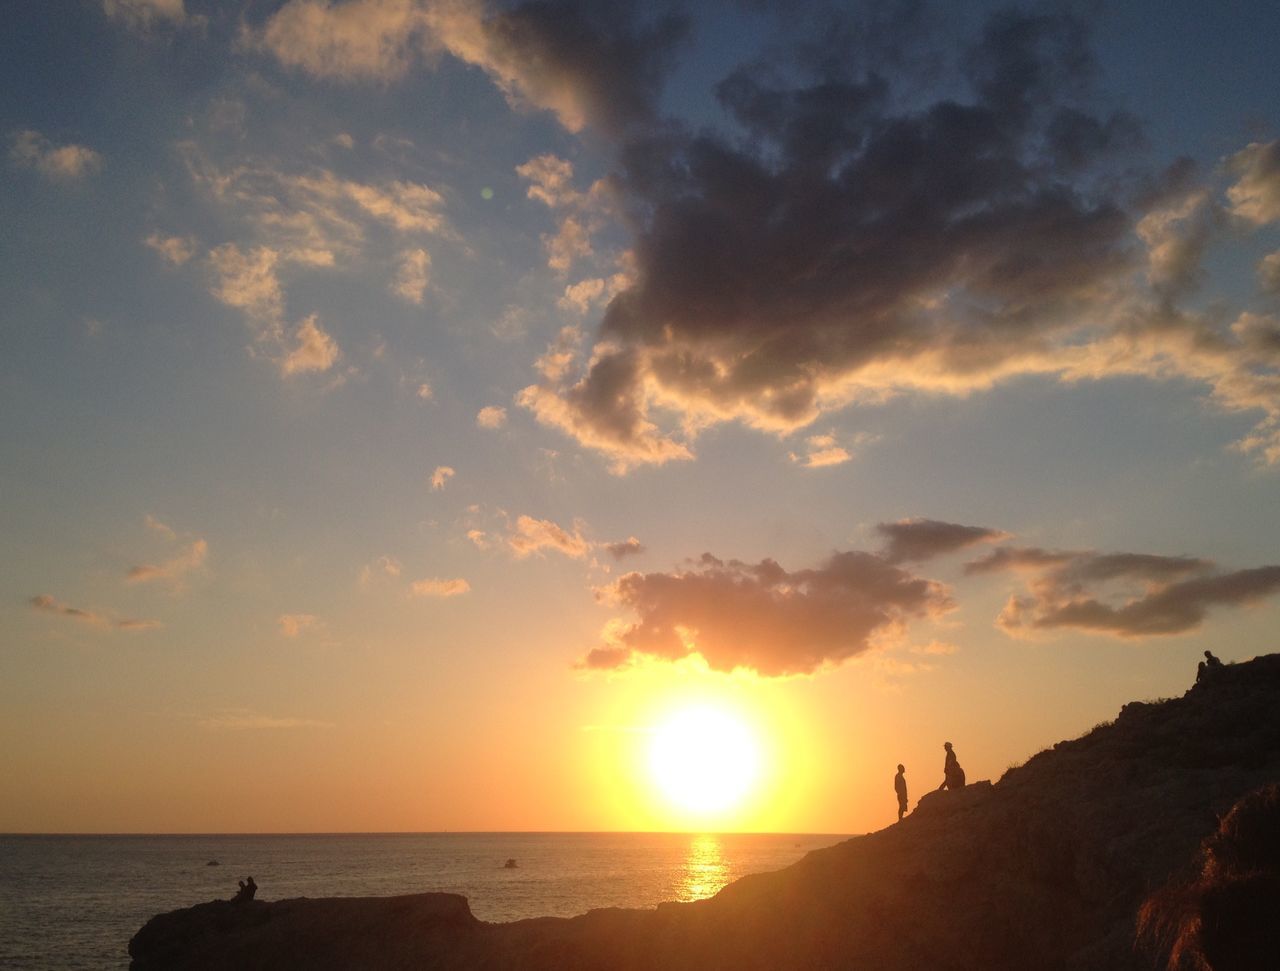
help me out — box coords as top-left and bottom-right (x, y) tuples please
(3, 0), (1280, 836)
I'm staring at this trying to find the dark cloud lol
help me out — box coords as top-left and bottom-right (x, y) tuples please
(604, 536), (645, 559)
(482, 0), (689, 135)
(520, 7), (1280, 468)
(583, 549), (951, 676)
(966, 546), (1280, 638)
(877, 518), (1008, 563)
(522, 9), (1145, 463)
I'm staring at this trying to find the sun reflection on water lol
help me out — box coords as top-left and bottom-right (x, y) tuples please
(680, 834), (729, 901)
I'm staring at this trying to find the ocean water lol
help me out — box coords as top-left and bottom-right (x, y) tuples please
(0, 832), (844, 969)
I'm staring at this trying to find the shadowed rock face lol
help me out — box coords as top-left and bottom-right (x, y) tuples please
(130, 654), (1280, 971)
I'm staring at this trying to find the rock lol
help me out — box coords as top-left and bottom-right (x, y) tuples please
(131, 653), (1280, 970)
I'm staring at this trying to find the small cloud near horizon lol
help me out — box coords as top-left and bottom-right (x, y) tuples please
(29, 594), (160, 631)
(277, 613), (319, 637)
(410, 577), (471, 597)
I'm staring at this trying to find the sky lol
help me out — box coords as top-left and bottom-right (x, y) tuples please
(2, 0), (1279, 835)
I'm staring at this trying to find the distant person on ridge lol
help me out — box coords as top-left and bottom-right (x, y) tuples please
(1197, 650), (1224, 684)
(232, 876), (257, 903)
(894, 764), (908, 821)
(938, 742), (965, 791)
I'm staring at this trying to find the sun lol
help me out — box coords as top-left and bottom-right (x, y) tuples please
(647, 704), (763, 816)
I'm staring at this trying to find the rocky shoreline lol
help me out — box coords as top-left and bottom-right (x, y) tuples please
(131, 654), (1280, 970)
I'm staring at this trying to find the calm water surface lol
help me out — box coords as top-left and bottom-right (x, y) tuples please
(0, 832), (844, 969)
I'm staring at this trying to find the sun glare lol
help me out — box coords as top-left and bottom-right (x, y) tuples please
(647, 705), (762, 816)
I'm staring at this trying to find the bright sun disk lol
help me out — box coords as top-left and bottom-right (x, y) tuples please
(648, 705), (762, 816)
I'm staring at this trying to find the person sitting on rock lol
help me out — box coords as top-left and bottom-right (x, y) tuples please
(232, 876), (257, 903)
(938, 742), (966, 791)
(894, 764), (908, 821)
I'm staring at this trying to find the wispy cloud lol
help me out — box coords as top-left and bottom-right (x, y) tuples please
(506, 514), (589, 558)
(278, 613), (320, 637)
(787, 432), (875, 469)
(410, 576), (471, 597)
(9, 129), (101, 181)
(145, 232), (197, 266)
(103, 0), (192, 30)
(29, 594), (160, 631)
(127, 538), (208, 588)
(1226, 140), (1280, 226)
(430, 465), (455, 490)
(392, 247), (431, 303)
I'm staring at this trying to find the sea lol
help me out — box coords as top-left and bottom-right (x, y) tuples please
(0, 831), (845, 969)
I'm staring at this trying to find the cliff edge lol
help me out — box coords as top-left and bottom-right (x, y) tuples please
(130, 653), (1280, 970)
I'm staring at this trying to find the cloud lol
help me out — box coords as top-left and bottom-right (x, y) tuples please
(206, 244), (339, 377)
(280, 315), (341, 375)
(126, 538), (208, 587)
(515, 12), (1280, 470)
(250, 0), (434, 83)
(966, 545), (1280, 638)
(787, 432), (871, 468)
(1226, 141), (1280, 226)
(145, 232), (197, 266)
(1259, 251), (1280, 295)
(103, 0), (189, 29)
(181, 146), (456, 379)
(430, 465), (455, 490)
(251, 0), (688, 134)
(1135, 186), (1218, 298)
(9, 130), (102, 181)
(507, 514), (589, 558)
(416, 382), (435, 400)
(278, 613), (319, 637)
(604, 536), (644, 559)
(877, 518), (1009, 564)
(144, 514), (178, 541)
(29, 594), (159, 631)
(359, 555), (403, 586)
(476, 405), (507, 429)
(410, 576), (471, 597)
(208, 243), (285, 326)
(393, 247), (431, 302)
(584, 550), (952, 676)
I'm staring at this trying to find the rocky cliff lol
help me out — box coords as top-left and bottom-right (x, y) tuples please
(130, 653), (1280, 970)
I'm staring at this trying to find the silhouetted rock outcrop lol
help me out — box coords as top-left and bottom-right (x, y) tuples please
(130, 653), (1280, 970)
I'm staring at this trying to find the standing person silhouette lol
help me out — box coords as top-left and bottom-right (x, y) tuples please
(938, 742), (965, 791)
(894, 764), (908, 821)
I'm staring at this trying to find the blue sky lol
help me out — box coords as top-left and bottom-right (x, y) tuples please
(2, 0), (1279, 833)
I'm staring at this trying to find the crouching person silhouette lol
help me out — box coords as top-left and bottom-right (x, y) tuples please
(938, 742), (966, 791)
